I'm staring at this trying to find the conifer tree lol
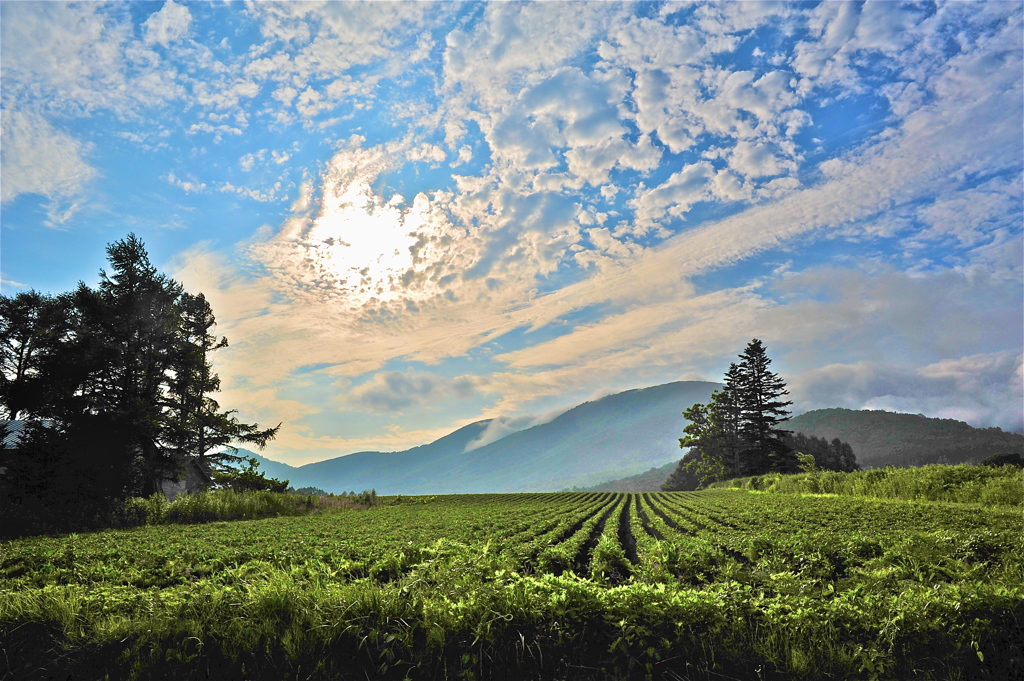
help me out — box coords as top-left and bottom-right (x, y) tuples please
(0, 291), (72, 420)
(164, 292), (278, 474)
(733, 338), (793, 472)
(678, 384), (743, 486)
(673, 338), (793, 486)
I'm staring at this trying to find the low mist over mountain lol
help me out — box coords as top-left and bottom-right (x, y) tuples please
(244, 381), (718, 494)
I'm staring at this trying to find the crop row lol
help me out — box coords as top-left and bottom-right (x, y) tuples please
(2, 490), (1021, 680)
(501, 490), (1024, 587)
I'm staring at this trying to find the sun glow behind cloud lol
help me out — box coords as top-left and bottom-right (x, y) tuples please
(2, 1), (1021, 464)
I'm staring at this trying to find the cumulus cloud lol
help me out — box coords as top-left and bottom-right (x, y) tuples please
(241, 2), (439, 121)
(143, 1), (192, 48)
(164, 171), (206, 194)
(132, 2), (1024, 459)
(1, 2), (182, 116)
(630, 162), (714, 225)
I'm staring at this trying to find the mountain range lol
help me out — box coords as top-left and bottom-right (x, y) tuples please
(243, 381), (719, 494)
(241, 382), (1024, 495)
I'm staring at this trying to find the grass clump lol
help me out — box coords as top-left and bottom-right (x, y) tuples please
(118, 489), (319, 526)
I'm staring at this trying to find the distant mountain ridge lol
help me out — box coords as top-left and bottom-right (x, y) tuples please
(569, 461), (678, 493)
(241, 393), (1023, 495)
(785, 409), (1024, 468)
(241, 380), (719, 494)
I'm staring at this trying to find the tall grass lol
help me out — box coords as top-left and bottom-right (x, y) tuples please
(712, 464), (1023, 506)
(119, 489), (319, 526)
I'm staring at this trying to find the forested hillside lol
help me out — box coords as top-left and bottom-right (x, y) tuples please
(576, 408), (1024, 493)
(787, 409), (1024, 467)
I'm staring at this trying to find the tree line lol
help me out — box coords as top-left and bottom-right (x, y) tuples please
(664, 339), (858, 490)
(0, 235), (279, 530)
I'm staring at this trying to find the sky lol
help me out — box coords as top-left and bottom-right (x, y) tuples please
(2, 1), (1022, 466)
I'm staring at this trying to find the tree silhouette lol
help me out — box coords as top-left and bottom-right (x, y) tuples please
(0, 234), (279, 528)
(0, 290), (73, 420)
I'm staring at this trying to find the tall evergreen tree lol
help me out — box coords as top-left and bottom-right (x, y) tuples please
(164, 291), (278, 474)
(90, 234), (185, 491)
(678, 384), (743, 486)
(673, 338), (794, 486)
(733, 338), (793, 473)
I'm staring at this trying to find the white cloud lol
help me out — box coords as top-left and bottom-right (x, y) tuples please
(728, 140), (788, 179)
(218, 181), (283, 203)
(240, 2), (440, 123)
(1, 2), (183, 116)
(290, 178), (314, 213)
(164, 171), (206, 194)
(0, 109), (96, 223)
(630, 161), (714, 225)
(914, 174), (1022, 250)
(139, 2), (1024, 459)
(143, 1), (192, 48)
(240, 149), (266, 172)
(193, 80), (260, 112)
(443, 3), (619, 114)
(719, 70), (799, 127)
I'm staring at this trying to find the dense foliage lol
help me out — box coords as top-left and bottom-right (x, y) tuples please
(2, 490), (1020, 680)
(981, 452), (1023, 468)
(712, 463), (1024, 507)
(783, 432), (858, 473)
(0, 235), (278, 534)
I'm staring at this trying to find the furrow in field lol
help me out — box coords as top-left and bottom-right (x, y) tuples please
(635, 494), (664, 541)
(618, 495), (639, 566)
(583, 495), (631, 581)
(573, 500), (619, 573)
(645, 494), (750, 564)
(644, 495), (703, 535)
(658, 494), (743, 531)
(524, 496), (618, 573)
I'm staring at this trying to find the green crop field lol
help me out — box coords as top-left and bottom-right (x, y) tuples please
(2, 490), (1022, 680)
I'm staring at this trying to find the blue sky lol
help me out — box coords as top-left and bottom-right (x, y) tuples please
(2, 1), (1021, 465)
